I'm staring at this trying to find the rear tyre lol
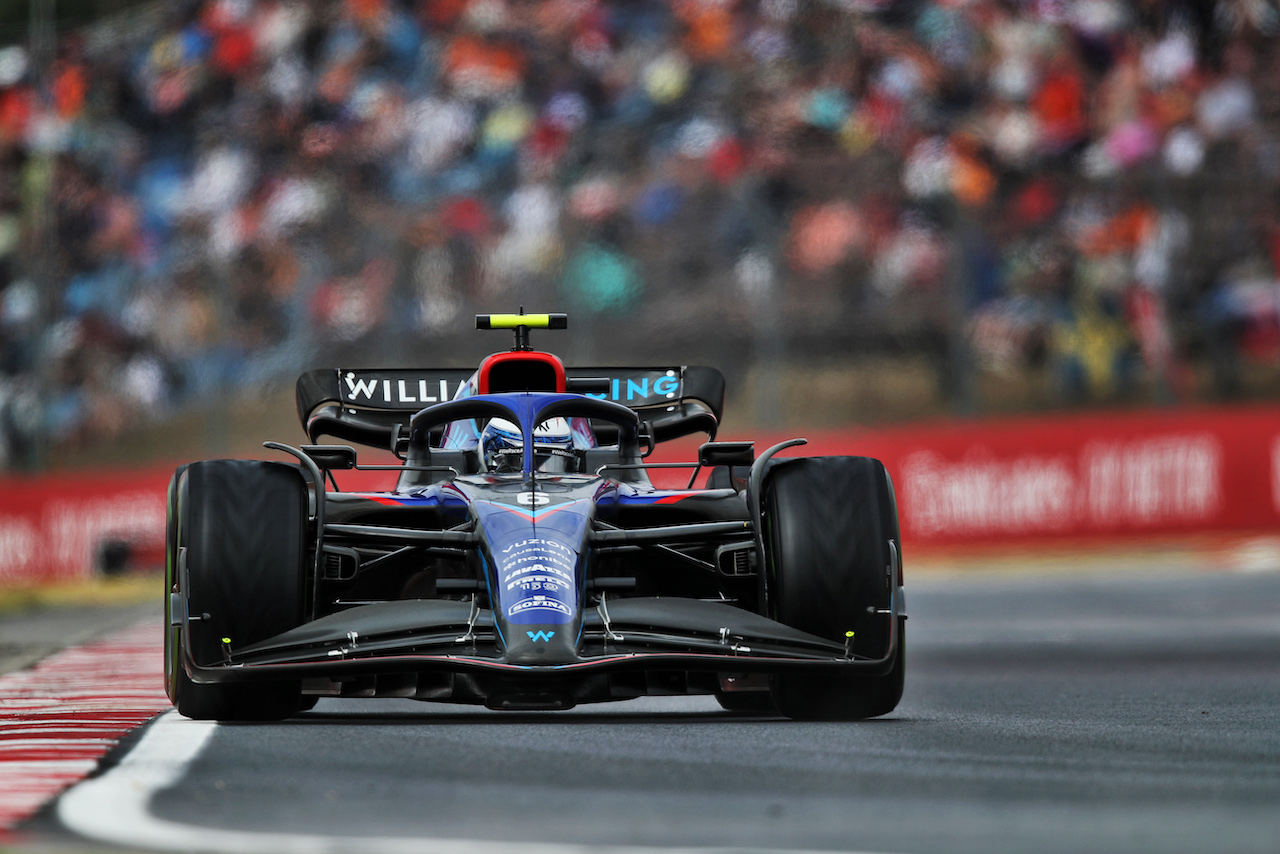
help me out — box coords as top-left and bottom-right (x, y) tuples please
(167, 460), (310, 721)
(763, 456), (905, 720)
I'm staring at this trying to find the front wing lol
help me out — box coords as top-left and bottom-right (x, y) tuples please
(176, 590), (903, 685)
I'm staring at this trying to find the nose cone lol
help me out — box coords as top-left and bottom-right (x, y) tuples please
(505, 624), (579, 665)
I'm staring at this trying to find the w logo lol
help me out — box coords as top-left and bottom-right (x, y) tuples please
(526, 630), (556, 642)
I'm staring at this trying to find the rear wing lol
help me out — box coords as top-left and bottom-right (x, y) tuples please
(296, 366), (725, 449)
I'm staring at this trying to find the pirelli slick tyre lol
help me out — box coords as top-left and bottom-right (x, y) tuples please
(763, 456), (905, 721)
(163, 463), (191, 709)
(166, 460), (309, 722)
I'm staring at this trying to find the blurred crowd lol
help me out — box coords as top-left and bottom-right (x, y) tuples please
(0, 0), (1278, 467)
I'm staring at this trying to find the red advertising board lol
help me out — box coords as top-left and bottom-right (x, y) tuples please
(0, 469), (172, 588)
(1, 405), (1278, 586)
(740, 405), (1280, 547)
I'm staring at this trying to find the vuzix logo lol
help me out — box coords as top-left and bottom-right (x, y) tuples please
(501, 538), (574, 556)
(342, 372), (457, 406)
(526, 630), (556, 642)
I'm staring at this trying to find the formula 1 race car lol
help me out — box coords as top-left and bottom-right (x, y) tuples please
(165, 313), (905, 721)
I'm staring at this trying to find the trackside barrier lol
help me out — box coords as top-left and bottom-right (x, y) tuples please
(1, 404), (1278, 587)
(753, 405), (1280, 548)
(0, 470), (172, 588)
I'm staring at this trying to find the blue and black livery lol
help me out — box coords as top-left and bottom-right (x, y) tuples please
(165, 313), (906, 721)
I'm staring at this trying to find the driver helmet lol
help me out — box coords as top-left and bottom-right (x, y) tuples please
(481, 417), (579, 473)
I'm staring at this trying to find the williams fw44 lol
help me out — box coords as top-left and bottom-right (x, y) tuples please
(165, 313), (905, 721)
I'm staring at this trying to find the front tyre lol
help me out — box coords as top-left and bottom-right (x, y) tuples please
(167, 460), (310, 721)
(164, 463), (191, 708)
(714, 689), (779, 714)
(763, 456), (905, 720)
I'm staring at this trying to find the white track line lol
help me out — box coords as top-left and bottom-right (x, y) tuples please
(59, 709), (891, 854)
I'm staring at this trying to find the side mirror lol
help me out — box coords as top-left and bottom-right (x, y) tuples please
(638, 422), (656, 458)
(390, 424), (410, 461)
(699, 441), (754, 468)
(301, 445), (358, 470)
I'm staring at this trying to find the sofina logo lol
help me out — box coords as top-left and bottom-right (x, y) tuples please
(526, 630), (556, 642)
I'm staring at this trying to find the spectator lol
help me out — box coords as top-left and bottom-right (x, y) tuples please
(0, 0), (1277, 469)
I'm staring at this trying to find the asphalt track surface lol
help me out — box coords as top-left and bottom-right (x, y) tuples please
(36, 567), (1280, 854)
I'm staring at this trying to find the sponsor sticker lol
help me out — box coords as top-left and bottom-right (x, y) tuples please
(508, 597), (573, 617)
(337, 370), (472, 408)
(335, 368), (683, 409)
